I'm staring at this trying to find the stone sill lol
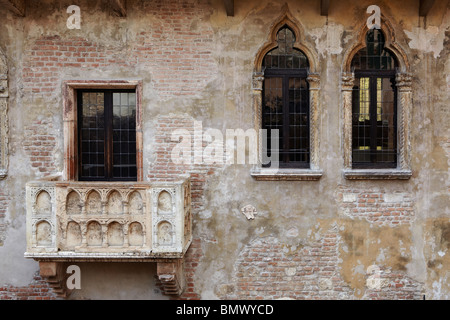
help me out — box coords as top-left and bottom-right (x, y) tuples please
(343, 169), (412, 180)
(0, 170), (6, 180)
(25, 238), (192, 262)
(251, 168), (323, 181)
(24, 251), (187, 262)
(24, 252), (184, 262)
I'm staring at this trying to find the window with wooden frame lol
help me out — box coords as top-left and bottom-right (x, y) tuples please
(262, 26), (310, 169)
(78, 89), (137, 181)
(351, 29), (398, 168)
(63, 81), (143, 182)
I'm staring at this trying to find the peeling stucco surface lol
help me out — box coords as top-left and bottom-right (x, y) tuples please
(405, 10), (450, 59)
(0, 0), (448, 300)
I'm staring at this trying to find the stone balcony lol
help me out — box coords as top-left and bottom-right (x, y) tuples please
(24, 175), (192, 297)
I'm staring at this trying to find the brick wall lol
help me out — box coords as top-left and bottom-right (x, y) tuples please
(136, 0), (217, 98)
(222, 227), (425, 300)
(148, 115), (221, 214)
(336, 188), (415, 227)
(363, 268), (425, 300)
(0, 272), (57, 300)
(22, 36), (118, 95)
(180, 238), (203, 300)
(223, 229), (354, 300)
(147, 115), (218, 299)
(22, 119), (58, 177)
(22, 0), (217, 99)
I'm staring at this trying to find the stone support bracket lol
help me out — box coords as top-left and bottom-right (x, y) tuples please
(39, 262), (72, 299)
(157, 260), (185, 296)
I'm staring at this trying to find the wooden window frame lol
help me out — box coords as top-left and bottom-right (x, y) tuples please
(63, 80), (143, 182)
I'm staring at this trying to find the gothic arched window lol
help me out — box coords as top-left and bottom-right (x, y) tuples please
(262, 26), (310, 168)
(350, 29), (398, 168)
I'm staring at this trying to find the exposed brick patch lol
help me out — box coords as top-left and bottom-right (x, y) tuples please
(363, 267), (425, 300)
(336, 188), (415, 226)
(223, 228), (425, 300)
(179, 238), (202, 300)
(0, 188), (10, 246)
(22, 1), (217, 99)
(135, 0), (217, 98)
(22, 119), (58, 176)
(0, 272), (57, 300)
(223, 228), (354, 300)
(148, 115), (222, 214)
(22, 36), (123, 95)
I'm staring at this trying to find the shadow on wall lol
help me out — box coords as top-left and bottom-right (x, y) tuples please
(68, 262), (169, 300)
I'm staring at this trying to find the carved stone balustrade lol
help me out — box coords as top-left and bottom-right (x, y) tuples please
(24, 176), (192, 296)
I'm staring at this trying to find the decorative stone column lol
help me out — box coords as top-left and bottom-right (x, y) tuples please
(0, 69), (8, 179)
(396, 72), (413, 172)
(341, 72), (355, 169)
(307, 73), (321, 170)
(252, 71), (264, 168)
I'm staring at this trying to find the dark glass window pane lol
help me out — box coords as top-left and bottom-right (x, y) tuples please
(350, 29), (397, 168)
(352, 76), (397, 167)
(79, 92), (105, 179)
(351, 29), (397, 71)
(262, 26), (310, 168)
(79, 90), (137, 181)
(263, 77), (283, 162)
(112, 92), (137, 180)
(262, 27), (309, 70)
(287, 77), (309, 165)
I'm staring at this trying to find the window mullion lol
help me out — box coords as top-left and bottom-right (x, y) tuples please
(369, 76), (378, 163)
(283, 75), (290, 164)
(104, 91), (113, 180)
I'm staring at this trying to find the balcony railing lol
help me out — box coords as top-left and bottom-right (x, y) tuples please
(25, 176), (192, 261)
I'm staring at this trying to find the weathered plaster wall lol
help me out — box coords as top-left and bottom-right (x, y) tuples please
(0, 0), (448, 300)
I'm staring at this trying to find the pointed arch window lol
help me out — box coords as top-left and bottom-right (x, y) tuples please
(342, 24), (413, 180)
(351, 29), (398, 168)
(251, 11), (322, 181)
(262, 26), (310, 168)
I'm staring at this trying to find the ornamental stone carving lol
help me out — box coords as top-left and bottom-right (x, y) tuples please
(241, 205), (257, 220)
(25, 177), (192, 296)
(0, 52), (8, 179)
(26, 178), (192, 257)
